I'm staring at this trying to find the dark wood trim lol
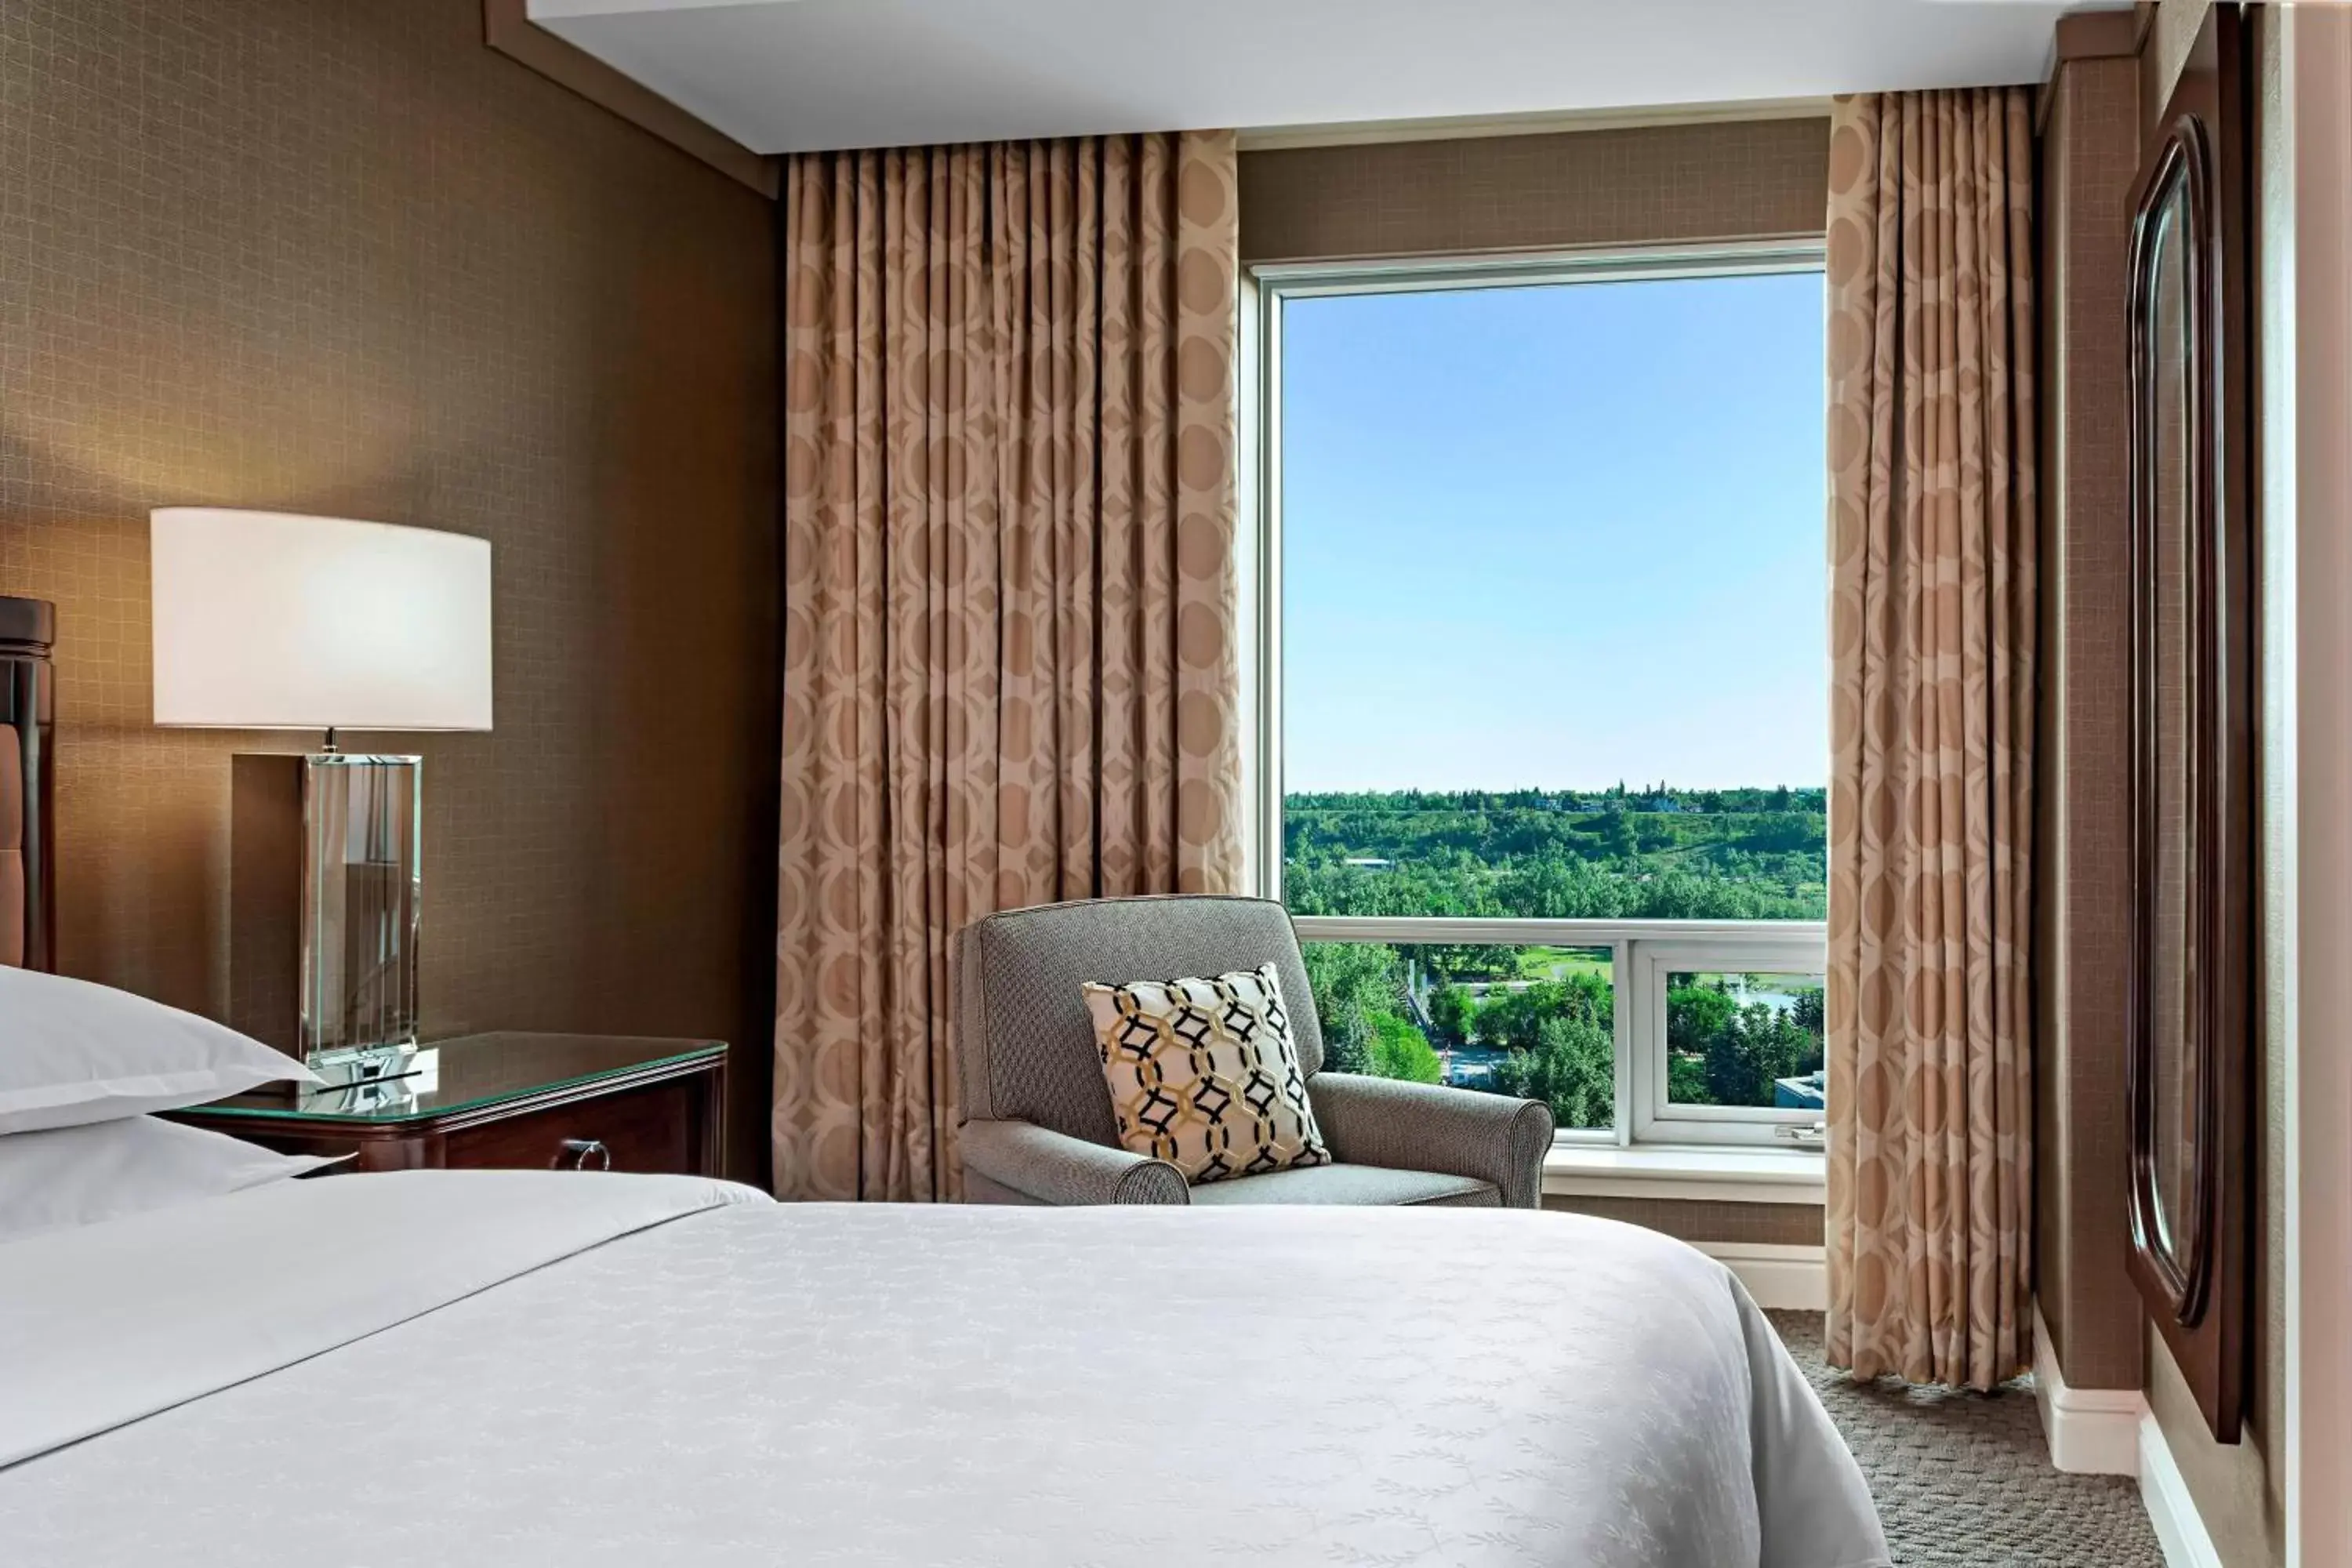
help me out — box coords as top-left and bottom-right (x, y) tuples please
(482, 0), (779, 200)
(2122, 0), (2253, 1446)
(693, 1051), (728, 1180)
(0, 597), (56, 974)
(2056, 9), (2142, 63)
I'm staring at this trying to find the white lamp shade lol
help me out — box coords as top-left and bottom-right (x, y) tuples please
(151, 509), (493, 732)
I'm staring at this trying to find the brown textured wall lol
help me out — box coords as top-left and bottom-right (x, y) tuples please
(0, 0), (779, 1185)
(2033, 49), (2143, 1396)
(1238, 118), (1829, 263)
(1545, 1194), (1823, 1247)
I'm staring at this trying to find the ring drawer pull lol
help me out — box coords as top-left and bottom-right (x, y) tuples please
(560, 1138), (612, 1171)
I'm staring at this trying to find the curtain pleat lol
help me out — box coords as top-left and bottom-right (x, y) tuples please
(1824, 89), (2038, 1390)
(775, 133), (1243, 1202)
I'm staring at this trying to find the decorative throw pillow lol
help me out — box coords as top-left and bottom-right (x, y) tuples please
(1080, 964), (1330, 1185)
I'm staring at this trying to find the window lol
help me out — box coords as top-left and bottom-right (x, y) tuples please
(1248, 245), (1829, 1149)
(1628, 941), (1827, 1147)
(1303, 940), (1620, 1131)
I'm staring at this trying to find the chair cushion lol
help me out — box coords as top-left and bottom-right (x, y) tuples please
(1184, 1162), (1500, 1207)
(1081, 964), (1330, 1185)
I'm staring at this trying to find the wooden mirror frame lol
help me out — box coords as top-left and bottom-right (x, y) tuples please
(2123, 0), (2253, 1446)
(0, 595), (56, 974)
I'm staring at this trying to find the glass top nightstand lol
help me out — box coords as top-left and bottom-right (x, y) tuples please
(172, 1034), (724, 1171)
(199, 1033), (726, 1124)
(172, 1033), (731, 1178)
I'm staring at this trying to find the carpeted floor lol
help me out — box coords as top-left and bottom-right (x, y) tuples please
(1766, 1311), (2163, 1567)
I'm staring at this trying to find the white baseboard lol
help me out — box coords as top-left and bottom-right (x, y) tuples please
(1697, 1240), (1825, 1310)
(2139, 1410), (2225, 1568)
(2031, 1303), (2144, 1475)
(2026, 1304), (2220, 1568)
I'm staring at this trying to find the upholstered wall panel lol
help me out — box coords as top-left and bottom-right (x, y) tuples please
(1544, 1194), (1824, 1248)
(2032, 49), (2143, 1396)
(0, 0), (779, 1182)
(1237, 117), (1829, 263)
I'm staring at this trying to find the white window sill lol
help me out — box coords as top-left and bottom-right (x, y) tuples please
(1542, 1144), (1827, 1206)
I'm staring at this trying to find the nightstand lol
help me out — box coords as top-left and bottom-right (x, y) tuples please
(168, 1033), (727, 1177)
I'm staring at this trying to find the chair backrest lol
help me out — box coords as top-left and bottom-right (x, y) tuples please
(953, 894), (1326, 1145)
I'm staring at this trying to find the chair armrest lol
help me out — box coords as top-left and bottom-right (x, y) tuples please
(1307, 1074), (1553, 1208)
(958, 1117), (1189, 1206)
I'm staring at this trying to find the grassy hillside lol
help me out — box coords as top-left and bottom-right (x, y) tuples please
(1283, 786), (1826, 921)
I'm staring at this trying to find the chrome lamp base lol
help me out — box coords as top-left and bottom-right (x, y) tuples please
(299, 752), (421, 1067)
(230, 750), (422, 1068)
(308, 1040), (423, 1084)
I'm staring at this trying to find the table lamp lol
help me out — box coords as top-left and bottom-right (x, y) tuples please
(151, 508), (492, 1073)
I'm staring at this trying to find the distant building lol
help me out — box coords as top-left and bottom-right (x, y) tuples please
(1342, 856), (1394, 869)
(1775, 1069), (1826, 1111)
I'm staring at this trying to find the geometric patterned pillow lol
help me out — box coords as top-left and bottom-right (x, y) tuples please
(1080, 964), (1330, 1186)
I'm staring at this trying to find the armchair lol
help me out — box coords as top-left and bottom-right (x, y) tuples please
(953, 894), (1552, 1207)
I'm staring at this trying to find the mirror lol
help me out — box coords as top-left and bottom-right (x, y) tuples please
(2143, 176), (2196, 1278)
(2123, 0), (2251, 1447)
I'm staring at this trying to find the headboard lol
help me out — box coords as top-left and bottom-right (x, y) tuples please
(0, 596), (56, 971)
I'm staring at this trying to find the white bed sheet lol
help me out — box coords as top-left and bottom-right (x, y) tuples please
(0, 1172), (1889, 1567)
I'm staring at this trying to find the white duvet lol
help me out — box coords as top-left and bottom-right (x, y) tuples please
(0, 1172), (1889, 1567)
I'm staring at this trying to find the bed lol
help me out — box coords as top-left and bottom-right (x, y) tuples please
(0, 633), (1882, 1566)
(0, 1169), (1889, 1567)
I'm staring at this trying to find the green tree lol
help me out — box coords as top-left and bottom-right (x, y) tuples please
(1473, 972), (1609, 1053)
(1368, 1014), (1445, 1083)
(1406, 943), (1521, 981)
(1300, 942), (1405, 1076)
(1667, 982), (1737, 1058)
(1792, 985), (1825, 1047)
(1704, 1001), (1815, 1107)
(1491, 1012), (1614, 1131)
(1667, 1053), (1712, 1105)
(1597, 811), (1637, 858)
(1279, 784), (1828, 924)
(1428, 982), (1476, 1046)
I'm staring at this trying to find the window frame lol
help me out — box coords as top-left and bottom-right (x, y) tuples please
(1626, 937), (1828, 1147)
(1245, 239), (1830, 903)
(1248, 241), (1831, 1150)
(1294, 916), (1828, 1150)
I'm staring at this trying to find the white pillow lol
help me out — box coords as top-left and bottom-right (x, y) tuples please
(0, 966), (317, 1134)
(0, 1115), (343, 1242)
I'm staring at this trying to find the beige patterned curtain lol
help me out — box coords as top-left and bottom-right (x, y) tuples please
(773, 133), (1245, 1202)
(1824, 89), (2037, 1390)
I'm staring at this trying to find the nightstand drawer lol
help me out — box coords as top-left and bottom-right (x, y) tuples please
(445, 1080), (694, 1173)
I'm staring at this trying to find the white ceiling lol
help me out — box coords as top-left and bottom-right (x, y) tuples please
(529, 0), (2122, 156)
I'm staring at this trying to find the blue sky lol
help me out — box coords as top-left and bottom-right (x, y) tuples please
(1281, 271), (1828, 793)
